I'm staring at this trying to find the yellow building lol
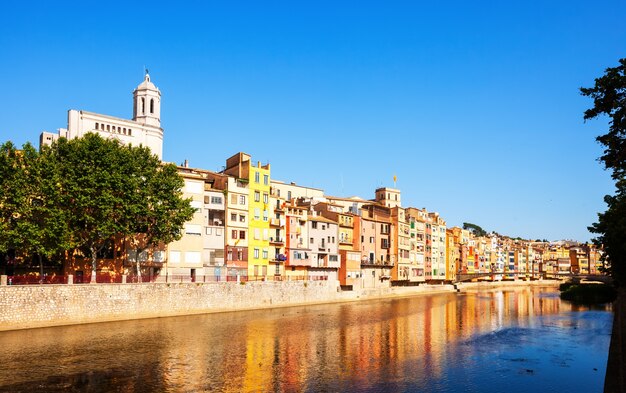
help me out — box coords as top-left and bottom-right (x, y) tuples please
(248, 161), (271, 278)
(223, 152), (271, 278)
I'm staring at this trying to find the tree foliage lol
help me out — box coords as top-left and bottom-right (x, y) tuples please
(582, 58), (626, 285)
(0, 142), (69, 273)
(0, 133), (193, 282)
(462, 222), (487, 237)
(581, 58), (626, 179)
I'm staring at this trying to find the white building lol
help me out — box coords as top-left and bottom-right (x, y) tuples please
(40, 72), (164, 160)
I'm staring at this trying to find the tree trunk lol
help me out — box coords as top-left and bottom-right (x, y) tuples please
(90, 244), (97, 284)
(38, 254), (43, 278)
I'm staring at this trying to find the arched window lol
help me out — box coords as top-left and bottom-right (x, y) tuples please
(141, 98), (145, 114)
(150, 99), (154, 114)
(95, 122), (99, 130)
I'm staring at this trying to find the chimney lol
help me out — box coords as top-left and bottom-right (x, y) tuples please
(184, 159), (189, 168)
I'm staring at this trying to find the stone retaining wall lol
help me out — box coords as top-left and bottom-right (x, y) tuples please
(0, 280), (561, 332)
(0, 280), (343, 331)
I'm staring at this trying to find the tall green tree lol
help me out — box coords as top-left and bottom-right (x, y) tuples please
(51, 134), (130, 282)
(581, 58), (626, 285)
(49, 133), (193, 283)
(0, 142), (69, 275)
(462, 222), (487, 237)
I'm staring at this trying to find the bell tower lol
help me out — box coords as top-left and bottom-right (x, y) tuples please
(133, 71), (161, 128)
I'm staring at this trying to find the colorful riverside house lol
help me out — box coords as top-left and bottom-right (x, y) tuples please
(223, 174), (250, 279)
(449, 226), (469, 275)
(406, 207), (427, 282)
(222, 152), (271, 279)
(307, 214), (341, 281)
(313, 202), (361, 289)
(165, 167), (206, 281)
(270, 180), (324, 279)
(268, 185), (286, 279)
(168, 166), (229, 282)
(284, 202), (310, 279)
(445, 229), (458, 282)
(358, 215), (392, 289)
(429, 212), (447, 281)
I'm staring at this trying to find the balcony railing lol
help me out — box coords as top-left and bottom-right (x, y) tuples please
(270, 237), (285, 244)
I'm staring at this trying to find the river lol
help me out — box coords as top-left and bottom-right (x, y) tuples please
(0, 286), (613, 392)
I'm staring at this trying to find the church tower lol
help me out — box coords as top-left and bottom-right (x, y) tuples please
(133, 72), (161, 128)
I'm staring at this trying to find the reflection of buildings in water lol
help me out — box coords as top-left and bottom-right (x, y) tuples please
(0, 288), (588, 392)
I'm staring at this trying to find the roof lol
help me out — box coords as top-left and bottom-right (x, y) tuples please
(309, 215), (337, 224)
(135, 73), (159, 92)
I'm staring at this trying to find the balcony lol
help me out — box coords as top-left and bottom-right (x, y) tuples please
(269, 237), (285, 245)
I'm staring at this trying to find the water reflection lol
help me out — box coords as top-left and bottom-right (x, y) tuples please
(0, 287), (612, 392)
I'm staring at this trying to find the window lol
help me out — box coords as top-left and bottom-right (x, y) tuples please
(141, 98), (145, 114)
(216, 228), (223, 236)
(150, 99), (154, 114)
(254, 172), (260, 183)
(254, 248), (259, 259)
(128, 129), (132, 136)
(231, 194), (237, 204)
(206, 227), (212, 235)
(263, 175), (269, 185)
(239, 214), (246, 223)
(231, 213), (237, 221)
(262, 249), (268, 259)
(263, 229), (268, 240)
(95, 122), (99, 130)
(263, 193), (268, 204)
(329, 255), (338, 262)
(311, 221), (318, 229)
(287, 191), (292, 201)
(232, 230), (238, 239)
(254, 208), (260, 220)
(211, 196), (222, 204)
(263, 210), (268, 222)
(254, 191), (260, 202)
(254, 228), (260, 240)
(239, 195), (246, 205)
(310, 238), (314, 244)
(239, 230), (246, 239)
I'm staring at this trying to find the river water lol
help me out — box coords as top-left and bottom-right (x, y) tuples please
(0, 286), (613, 392)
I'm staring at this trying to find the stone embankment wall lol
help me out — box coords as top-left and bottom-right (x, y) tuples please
(0, 280), (346, 331)
(0, 279), (560, 332)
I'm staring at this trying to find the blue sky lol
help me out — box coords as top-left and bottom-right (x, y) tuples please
(0, 1), (624, 242)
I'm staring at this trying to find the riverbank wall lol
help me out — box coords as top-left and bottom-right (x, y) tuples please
(0, 280), (560, 332)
